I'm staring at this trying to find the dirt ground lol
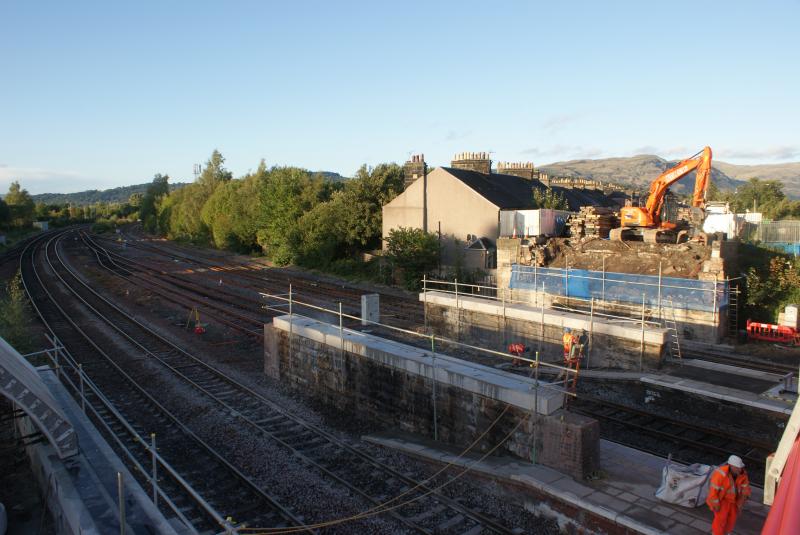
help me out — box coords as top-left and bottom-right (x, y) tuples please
(540, 237), (711, 278)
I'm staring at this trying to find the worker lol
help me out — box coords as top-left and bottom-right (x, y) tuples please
(508, 343), (528, 367)
(706, 455), (751, 535)
(562, 328), (576, 361)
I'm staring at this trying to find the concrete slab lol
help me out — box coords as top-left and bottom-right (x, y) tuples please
(420, 291), (669, 345)
(274, 315), (564, 415)
(641, 375), (793, 415)
(363, 431), (770, 535)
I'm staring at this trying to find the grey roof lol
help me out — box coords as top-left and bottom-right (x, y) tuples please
(441, 167), (611, 211)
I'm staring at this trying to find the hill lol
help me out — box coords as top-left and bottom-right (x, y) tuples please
(31, 182), (188, 206)
(714, 161), (800, 198)
(539, 154), (742, 194)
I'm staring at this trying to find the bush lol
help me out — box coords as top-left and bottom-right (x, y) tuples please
(0, 271), (32, 352)
(386, 227), (440, 290)
(91, 219), (114, 233)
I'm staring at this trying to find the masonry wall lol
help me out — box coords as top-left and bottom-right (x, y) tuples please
(426, 304), (662, 370)
(264, 322), (599, 479)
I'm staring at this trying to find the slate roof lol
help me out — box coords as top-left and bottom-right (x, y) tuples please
(441, 167), (612, 211)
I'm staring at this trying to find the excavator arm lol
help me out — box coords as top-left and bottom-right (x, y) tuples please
(644, 146), (713, 223)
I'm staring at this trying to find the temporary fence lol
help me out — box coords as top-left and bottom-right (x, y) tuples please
(756, 220), (800, 244)
(509, 264), (728, 313)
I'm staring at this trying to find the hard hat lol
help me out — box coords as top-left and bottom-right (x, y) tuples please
(728, 455), (744, 468)
(564, 327), (571, 333)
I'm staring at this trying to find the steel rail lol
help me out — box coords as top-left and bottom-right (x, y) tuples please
(62, 230), (518, 534)
(21, 231), (307, 534)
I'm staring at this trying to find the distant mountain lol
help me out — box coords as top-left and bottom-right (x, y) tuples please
(714, 161), (800, 198)
(31, 182), (188, 206)
(315, 171), (349, 182)
(539, 154), (743, 194)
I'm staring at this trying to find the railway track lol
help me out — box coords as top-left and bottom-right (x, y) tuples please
(95, 230), (423, 327)
(571, 396), (772, 486)
(21, 231), (305, 534)
(31, 230), (522, 534)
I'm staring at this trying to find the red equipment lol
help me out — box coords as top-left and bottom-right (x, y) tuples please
(746, 319), (800, 345)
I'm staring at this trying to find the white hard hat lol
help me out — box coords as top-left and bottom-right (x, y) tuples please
(728, 455), (745, 468)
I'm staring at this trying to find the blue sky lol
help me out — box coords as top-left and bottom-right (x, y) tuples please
(1, 0), (798, 194)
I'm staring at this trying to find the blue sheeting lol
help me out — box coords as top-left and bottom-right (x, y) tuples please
(509, 265), (727, 312)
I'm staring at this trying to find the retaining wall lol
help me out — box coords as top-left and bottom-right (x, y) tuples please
(264, 315), (600, 479)
(421, 291), (668, 370)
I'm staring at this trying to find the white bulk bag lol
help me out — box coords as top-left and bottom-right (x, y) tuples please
(655, 457), (713, 508)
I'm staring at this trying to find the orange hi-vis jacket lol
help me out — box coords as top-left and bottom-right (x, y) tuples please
(562, 332), (574, 352)
(706, 464), (751, 510)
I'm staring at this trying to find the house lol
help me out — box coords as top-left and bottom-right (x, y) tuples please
(382, 152), (614, 270)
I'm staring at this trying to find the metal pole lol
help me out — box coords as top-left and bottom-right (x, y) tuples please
(533, 263), (538, 301)
(712, 275), (718, 342)
(502, 288), (507, 346)
(79, 364), (85, 412)
(588, 298), (594, 370)
(430, 335), (438, 442)
(289, 284), (293, 372)
(532, 351), (540, 464)
(602, 255), (606, 303)
(339, 302), (344, 357)
(454, 278), (460, 340)
(565, 260), (569, 306)
(640, 293), (646, 372)
(657, 260), (663, 322)
(150, 433), (158, 507)
(539, 283), (545, 355)
(117, 472), (126, 535)
(423, 274), (428, 330)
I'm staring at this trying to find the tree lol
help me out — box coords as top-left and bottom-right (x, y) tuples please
(532, 187), (569, 210)
(128, 192), (143, 207)
(336, 163), (404, 249)
(5, 181), (35, 227)
(386, 227), (440, 290)
(255, 167), (327, 264)
(0, 271), (32, 351)
(140, 174), (170, 233)
(0, 198), (9, 228)
(197, 149), (233, 195)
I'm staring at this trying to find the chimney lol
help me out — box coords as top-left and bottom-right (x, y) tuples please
(403, 153), (427, 189)
(451, 151), (491, 174)
(496, 161), (537, 180)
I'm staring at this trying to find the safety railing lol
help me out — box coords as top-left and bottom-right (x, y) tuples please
(29, 334), (237, 535)
(261, 285), (581, 439)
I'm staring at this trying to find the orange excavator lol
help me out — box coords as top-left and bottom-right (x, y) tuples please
(610, 146), (713, 243)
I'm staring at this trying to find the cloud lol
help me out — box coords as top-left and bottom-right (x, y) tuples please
(630, 146), (691, 158)
(0, 166), (105, 195)
(541, 114), (579, 134)
(445, 129), (471, 141)
(520, 145), (604, 160)
(721, 146), (800, 161)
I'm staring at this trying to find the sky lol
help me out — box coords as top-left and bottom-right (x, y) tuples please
(1, 0), (799, 194)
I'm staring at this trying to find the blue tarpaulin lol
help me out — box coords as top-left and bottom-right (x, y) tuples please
(509, 265), (727, 312)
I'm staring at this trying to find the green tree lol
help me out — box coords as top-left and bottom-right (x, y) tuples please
(5, 181), (35, 227)
(0, 198), (10, 228)
(140, 174), (170, 233)
(730, 178), (785, 215)
(334, 163), (404, 250)
(0, 271), (32, 352)
(128, 192), (143, 207)
(197, 149), (233, 195)
(532, 187), (569, 210)
(386, 227), (440, 290)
